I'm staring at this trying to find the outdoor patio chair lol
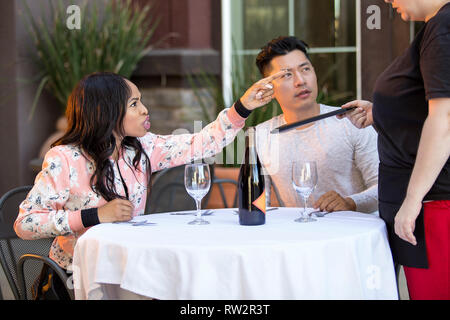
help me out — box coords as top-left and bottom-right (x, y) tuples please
(209, 177), (238, 208)
(0, 186), (74, 300)
(146, 164), (242, 213)
(146, 165), (196, 214)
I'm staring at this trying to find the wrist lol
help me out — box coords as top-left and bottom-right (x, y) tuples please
(345, 197), (357, 211)
(81, 208), (100, 227)
(234, 98), (252, 117)
(405, 193), (424, 204)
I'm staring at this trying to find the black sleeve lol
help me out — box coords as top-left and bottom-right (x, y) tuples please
(420, 32), (450, 101)
(234, 99), (252, 118)
(81, 208), (100, 227)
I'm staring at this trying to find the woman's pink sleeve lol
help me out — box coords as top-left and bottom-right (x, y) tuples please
(140, 105), (246, 172)
(14, 147), (84, 240)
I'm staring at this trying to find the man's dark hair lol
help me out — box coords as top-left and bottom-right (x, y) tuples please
(256, 36), (310, 76)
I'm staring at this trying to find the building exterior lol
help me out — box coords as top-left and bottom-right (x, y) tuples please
(0, 0), (415, 196)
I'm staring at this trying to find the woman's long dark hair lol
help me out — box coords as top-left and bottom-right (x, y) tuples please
(52, 72), (151, 201)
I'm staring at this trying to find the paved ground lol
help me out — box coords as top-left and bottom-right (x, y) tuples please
(398, 266), (410, 300)
(1, 265), (410, 300)
(0, 265), (14, 299)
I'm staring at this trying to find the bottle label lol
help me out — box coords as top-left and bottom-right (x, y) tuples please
(252, 189), (266, 214)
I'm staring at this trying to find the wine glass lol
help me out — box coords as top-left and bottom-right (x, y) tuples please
(292, 161), (318, 223)
(184, 163), (211, 225)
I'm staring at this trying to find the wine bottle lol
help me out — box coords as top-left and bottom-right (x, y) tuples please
(238, 127), (266, 225)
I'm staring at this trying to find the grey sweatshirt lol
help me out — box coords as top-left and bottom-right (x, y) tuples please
(255, 104), (379, 213)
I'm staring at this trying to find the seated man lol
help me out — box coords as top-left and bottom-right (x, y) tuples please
(255, 36), (378, 213)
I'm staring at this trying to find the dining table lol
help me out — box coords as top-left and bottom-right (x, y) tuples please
(72, 207), (398, 300)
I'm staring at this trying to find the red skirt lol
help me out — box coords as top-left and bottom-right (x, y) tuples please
(403, 200), (450, 300)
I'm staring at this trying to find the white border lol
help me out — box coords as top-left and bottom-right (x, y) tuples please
(221, 0), (232, 107)
(356, 0), (362, 99)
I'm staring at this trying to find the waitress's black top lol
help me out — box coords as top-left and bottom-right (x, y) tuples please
(373, 3), (450, 268)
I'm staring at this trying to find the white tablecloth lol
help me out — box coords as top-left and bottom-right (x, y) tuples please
(72, 208), (398, 300)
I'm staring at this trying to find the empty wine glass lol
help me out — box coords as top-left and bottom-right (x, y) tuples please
(184, 163), (211, 225)
(292, 161), (318, 223)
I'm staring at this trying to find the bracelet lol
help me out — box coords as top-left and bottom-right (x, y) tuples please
(234, 98), (252, 119)
(81, 208), (100, 228)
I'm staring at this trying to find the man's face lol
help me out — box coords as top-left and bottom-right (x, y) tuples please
(266, 50), (318, 113)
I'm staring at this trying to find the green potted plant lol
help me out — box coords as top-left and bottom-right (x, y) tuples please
(22, 0), (158, 158)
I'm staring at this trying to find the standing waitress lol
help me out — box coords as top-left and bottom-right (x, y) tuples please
(340, 0), (450, 299)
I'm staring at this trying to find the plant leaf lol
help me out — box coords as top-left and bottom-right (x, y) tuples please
(28, 76), (49, 122)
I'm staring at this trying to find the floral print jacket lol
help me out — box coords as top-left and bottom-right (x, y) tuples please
(15, 106), (246, 270)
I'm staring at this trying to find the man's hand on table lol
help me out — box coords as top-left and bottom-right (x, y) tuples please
(313, 191), (356, 212)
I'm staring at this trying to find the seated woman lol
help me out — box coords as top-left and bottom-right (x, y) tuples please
(14, 71), (285, 287)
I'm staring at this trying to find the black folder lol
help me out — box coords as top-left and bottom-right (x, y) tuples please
(270, 107), (357, 134)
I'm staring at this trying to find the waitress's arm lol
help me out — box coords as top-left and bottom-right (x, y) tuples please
(394, 98), (450, 245)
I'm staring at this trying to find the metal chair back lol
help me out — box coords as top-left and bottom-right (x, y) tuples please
(210, 178), (238, 208)
(146, 165), (194, 214)
(146, 164), (217, 214)
(0, 186), (73, 300)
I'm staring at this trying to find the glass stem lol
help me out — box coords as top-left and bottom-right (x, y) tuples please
(303, 195), (308, 219)
(195, 198), (202, 220)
